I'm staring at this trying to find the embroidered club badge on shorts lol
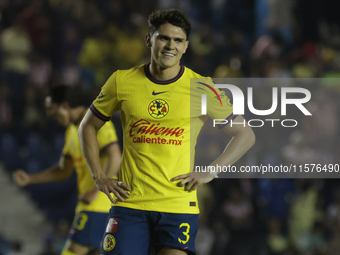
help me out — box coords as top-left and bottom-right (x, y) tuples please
(106, 218), (119, 233)
(103, 234), (116, 251)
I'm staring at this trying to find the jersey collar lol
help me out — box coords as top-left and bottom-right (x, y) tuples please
(144, 63), (184, 85)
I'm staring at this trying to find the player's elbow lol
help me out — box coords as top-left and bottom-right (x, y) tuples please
(246, 127), (256, 149)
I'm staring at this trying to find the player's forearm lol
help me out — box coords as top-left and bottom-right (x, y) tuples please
(29, 165), (71, 184)
(211, 126), (255, 168)
(103, 144), (121, 178)
(78, 121), (106, 180)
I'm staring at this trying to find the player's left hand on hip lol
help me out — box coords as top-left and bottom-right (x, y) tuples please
(170, 172), (214, 191)
(94, 176), (131, 204)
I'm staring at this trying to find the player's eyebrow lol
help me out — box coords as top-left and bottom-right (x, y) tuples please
(158, 34), (186, 42)
(174, 37), (185, 42)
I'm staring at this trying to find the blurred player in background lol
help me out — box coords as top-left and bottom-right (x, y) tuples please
(79, 9), (255, 255)
(13, 85), (121, 255)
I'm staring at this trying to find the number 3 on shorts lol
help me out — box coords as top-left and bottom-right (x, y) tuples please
(76, 212), (88, 230)
(178, 223), (190, 244)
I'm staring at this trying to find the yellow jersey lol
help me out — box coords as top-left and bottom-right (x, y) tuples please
(62, 112), (118, 213)
(91, 64), (235, 214)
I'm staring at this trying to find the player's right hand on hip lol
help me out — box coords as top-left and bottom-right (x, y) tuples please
(13, 170), (30, 187)
(94, 176), (131, 204)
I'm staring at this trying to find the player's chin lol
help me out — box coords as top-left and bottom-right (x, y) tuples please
(160, 60), (179, 69)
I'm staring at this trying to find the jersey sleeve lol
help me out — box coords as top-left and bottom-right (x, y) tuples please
(90, 71), (120, 121)
(97, 120), (119, 151)
(205, 78), (238, 126)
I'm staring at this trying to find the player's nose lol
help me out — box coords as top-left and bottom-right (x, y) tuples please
(165, 39), (175, 49)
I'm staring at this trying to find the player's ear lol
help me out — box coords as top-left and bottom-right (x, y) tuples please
(145, 34), (152, 48)
(182, 40), (189, 54)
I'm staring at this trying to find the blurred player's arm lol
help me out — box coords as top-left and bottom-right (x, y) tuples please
(13, 155), (74, 187)
(79, 110), (130, 204)
(172, 115), (255, 190)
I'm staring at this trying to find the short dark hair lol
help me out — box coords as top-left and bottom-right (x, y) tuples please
(148, 9), (191, 39)
(48, 85), (83, 108)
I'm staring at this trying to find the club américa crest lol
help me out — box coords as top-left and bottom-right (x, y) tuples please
(148, 99), (169, 119)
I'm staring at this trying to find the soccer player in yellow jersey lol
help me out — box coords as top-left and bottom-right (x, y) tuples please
(79, 9), (255, 255)
(13, 85), (121, 255)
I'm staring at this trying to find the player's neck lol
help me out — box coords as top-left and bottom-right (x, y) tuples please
(149, 62), (181, 81)
(70, 106), (86, 125)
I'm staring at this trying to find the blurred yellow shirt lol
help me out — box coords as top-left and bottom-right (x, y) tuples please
(62, 113), (118, 213)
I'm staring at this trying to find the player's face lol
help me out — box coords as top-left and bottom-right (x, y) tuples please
(45, 97), (71, 127)
(148, 23), (189, 69)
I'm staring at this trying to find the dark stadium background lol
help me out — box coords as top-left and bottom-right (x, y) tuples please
(0, 0), (340, 254)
